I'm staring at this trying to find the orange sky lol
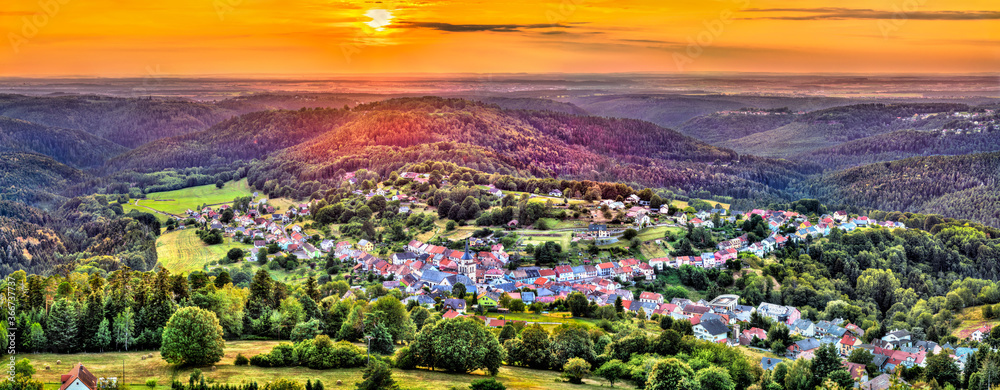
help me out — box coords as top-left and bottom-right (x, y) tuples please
(1, 0), (997, 76)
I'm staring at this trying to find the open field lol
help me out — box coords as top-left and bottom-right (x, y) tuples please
(952, 304), (996, 339)
(517, 230), (573, 249)
(25, 340), (629, 390)
(138, 179), (256, 216)
(671, 199), (730, 211)
(156, 229), (252, 274)
(123, 203), (171, 223)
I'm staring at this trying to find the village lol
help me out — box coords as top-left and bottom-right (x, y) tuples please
(142, 169), (996, 390)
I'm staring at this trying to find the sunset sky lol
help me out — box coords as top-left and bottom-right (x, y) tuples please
(1, 0), (997, 76)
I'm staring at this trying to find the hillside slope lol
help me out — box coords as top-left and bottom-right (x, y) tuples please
(805, 152), (1000, 226)
(795, 129), (1000, 170)
(0, 152), (88, 208)
(0, 94), (241, 148)
(0, 116), (129, 167)
(721, 103), (968, 157)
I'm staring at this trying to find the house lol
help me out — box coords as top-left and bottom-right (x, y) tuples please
(442, 310), (462, 319)
(59, 364), (99, 390)
(707, 294), (739, 312)
(694, 318), (730, 343)
(882, 329), (912, 347)
(555, 265), (575, 282)
(791, 319), (816, 337)
(840, 333), (862, 356)
(443, 298), (467, 313)
(639, 292), (664, 304)
(860, 374), (895, 390)
(478, 292), (500, 310)
(971, 325), (991, 342)
(549, 189), (563, 197)
(649, 257), (670, 270)
(758, 302), (801, 325)
(761, 357), (782, 371)
(844, 362), (870, 383)
(357, 239), (374, 252)
(589, 223), (609, 238)
(740, 327), (768, 346)
(787, 338), (821, 360)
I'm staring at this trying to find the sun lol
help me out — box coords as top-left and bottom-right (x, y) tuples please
(364, 9), (394, 32)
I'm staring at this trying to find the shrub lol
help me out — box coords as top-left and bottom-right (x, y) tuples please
(146, 379), (158, 388)
(234, 353), (250, 366)
(470, 377), (506, 390)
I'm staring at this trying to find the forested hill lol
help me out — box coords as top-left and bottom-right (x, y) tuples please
(0, 116), (128, 168)
(0, 94), (240, 148)
(104, 108), (356, 172)
(796, 129), (1000, 170)
(0, 152), (88, 208)
(677, 110), (798, 144)
(472, 97), (589, 115)
(244, 97), (816, 205)
(804, 151), (1000, 226)
(721, 103), (969, 157)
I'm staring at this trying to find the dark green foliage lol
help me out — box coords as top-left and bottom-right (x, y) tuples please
(0, 116), (128, 167)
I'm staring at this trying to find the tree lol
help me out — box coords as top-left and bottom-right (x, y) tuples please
(567, 292), (589, 317)
(498, 324), (517, 345)
(623, 229), (638, 240)
(226, 249), (244, 262)
(563, 358), (591, 384)
(550, 324), (596, 368)
(856, 269), (900, 313)
(470, 377), (506, 390)
(355, 360), (399, 390)
(595, 359), (630, 387)
(47, 299), (78, 353)
(1, 358), (43, 390)
(370, 295), (413, 343)
(696, 366), (735, 390)
(827, 370), (854, 390)
(216, 180), (225, 189)
(812, 343), (842, 381)
(408, 317), (505, 375)
(452, 283), (467, 300)
(161, 307), (226, 366)
(94, 318), (112, 352)
(27, 323), (45, 353)
(504, 324), (552, 369)
(647, 358), (697, 390)
(215, 271), (233, 287)
(114, 307), (136, 351)
(925, 351), (961, 388)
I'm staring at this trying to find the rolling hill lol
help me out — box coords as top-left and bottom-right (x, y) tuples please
(795, 129), (1000, 170)
(0, 152), (88, 208)
(677, 111), (798, 144)
(0, 116), (129, 167)
(108, 97), (817, 206)
(720, 103), (969, 157)
(805, 151), (1000, 226)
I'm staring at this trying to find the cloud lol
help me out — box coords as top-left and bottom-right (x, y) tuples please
(738, 8), (1000, 20)
(398, 22), (572, 32)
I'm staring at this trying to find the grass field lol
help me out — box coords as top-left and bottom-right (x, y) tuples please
(952, 304), (996, 339)
(123, 203), (171, 223)
(517, 230), (573, 249)
(138, 179), (256, 216)
(25, 340), (629, 390)
(671, 199), (731, 211)
(156, 229), (253, 274)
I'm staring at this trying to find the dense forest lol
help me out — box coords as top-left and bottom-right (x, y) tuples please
(0, 152), (89, 208)
(796, 129), (1000, 170)
(0, 94), (240, 148)
(678, 111), (797, 144)
(805, 152), (1000, 227)
(0, 116), (128, 167)
(722, 103), (971, 157)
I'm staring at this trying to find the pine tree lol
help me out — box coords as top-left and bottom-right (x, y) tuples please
(47, 298), (79, 353)
(79, 292), (105, 351)
(95, 318), (112, 352)
(28, 323), (46, 353)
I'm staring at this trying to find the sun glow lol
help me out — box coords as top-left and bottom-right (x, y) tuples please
(364, 9), (394, 32)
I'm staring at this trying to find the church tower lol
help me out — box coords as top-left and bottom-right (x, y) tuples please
(459, 241), (477, 282)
